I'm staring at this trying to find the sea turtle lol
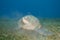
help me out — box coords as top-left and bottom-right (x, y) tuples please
(18, 15), (53, 36)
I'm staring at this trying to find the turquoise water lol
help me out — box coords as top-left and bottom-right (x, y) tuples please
(0, 0), (60, 18)
(0, 0), (60, 40)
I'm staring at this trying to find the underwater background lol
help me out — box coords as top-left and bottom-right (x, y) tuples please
(0, 0), (60, 19)
(0, 0), (60, 40)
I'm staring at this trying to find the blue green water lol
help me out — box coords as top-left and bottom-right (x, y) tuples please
(0, 0), (60, 19)
(0, 0), (60, 40)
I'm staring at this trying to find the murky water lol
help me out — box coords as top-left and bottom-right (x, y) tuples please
(0, 18), (60, 40)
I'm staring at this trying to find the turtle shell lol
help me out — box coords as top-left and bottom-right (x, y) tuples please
(18, 15), (41, 30)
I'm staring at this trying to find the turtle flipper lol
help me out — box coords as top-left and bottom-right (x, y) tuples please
(35, 27), (54, 36)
